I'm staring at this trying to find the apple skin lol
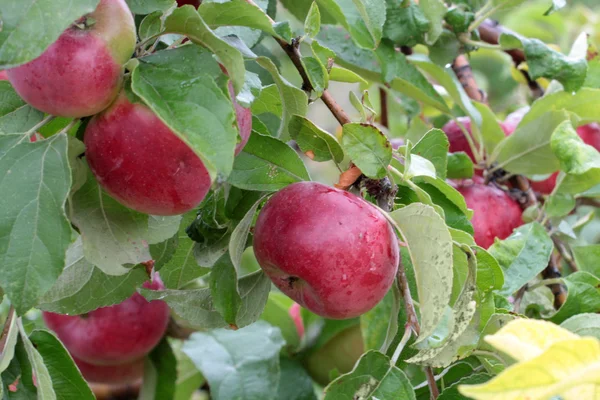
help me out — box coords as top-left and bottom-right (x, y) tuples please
(304, 324), (364, 386)
(84, 92), (212, 216)
(253, 182), (399, 320)
(577, 123), (600, 152)
(454, 177), (523, 248)
(177, 0), (201, 6)
(43, 278), (170, 366)
(442, 117), (477, 161)
(529, 173), (558, 195)
(6, 0), (135, 118)
(221, 68), (252, 155)
(0, 71), (8, 81)
(74, 356), (144, 385)
(289, 303), (305, 338)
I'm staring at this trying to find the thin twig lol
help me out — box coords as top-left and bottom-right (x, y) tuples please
(425, 367), (440, 399)
(512, 285), (527, 314)
(452, 55), (486, 104)
(552, 236), (579, 272)
(379, 87), (389, 129)
(244, 0), (352, 126)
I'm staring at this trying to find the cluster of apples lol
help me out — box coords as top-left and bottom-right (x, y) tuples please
(4, 0), (251, 217)
(442, 111), (600, 248)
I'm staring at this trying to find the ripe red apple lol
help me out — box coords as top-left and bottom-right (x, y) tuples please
(84, 92), (212, 216)
(454, 177), (523, 248)
(289, 303), (305, 338)
(304, 324), (364, 385)
(253, 182), (399, 319)
(74, 356), (143, 385)
(177, 0), (201, 6)
(529, 173), (558, 195)
(6, 0), (135, 118)
(43, 278), (169, 366)
(577, 123), (600, 152)
(442, 117), (477, 161)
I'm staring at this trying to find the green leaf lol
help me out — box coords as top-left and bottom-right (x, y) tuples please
(260, 292), (300, 350)
(0, 134), (71, 314)
(419, 0), (447, 44)
(551, 120), (600, 194)
(342, 123), (392, 178)
(39, 237), (148, 314)
(199, 0), (287, 40)
(289, 115), (344, 163)
(183, 321), (285, 400)
(173, 344), (205, 400)
(499, 33), (587, 92)
(0, 313), (18, 375)
(209, 253), (241, 325)
(142, 270), (271, 329)
(163, 7), (245, 94)
(305, 2), (322, 38)
(277, 357), (318, 400)
(229, 132), (311, 191)
(491, 111), (569, 175)
(256, 57), (309, 139)
(544, 192), (576, 217)
(389, 204), (453, 344)
(329, 66), (368, 85)
(126, 0), (174, 14)
(302, 56), (329, 95)
(549, 272), (600, 324)
(473, 102), (507, 158)
(159, 212), (210, 289)
(475, 247), (504, 294)
(412, 129), (449, 180)
(229, 195), (266, 272)
(132, 45), (238, 181)
(488, 222), (554, 296)
(17, 323), (55, 399)
(573, 245), (600, 278)
(383, 0), (429, 47)
(138, 11), (163, 43)
(0, 82), (44, 134)
(520, 88), (600, 126)
(251, 84), (283, 117)
(323, 351), (415, 399)
(0, 0), (99, 68)
(69, 166), (180, 276)
(561, 313), (600, 340)
(139, 338), (177, 400)
(28, 330), (94, 400)
(360, 285), (400, 353)
(447, 152), (475, 179)
(375, 40), (450, 113)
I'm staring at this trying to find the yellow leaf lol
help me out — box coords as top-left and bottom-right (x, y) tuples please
(484, 319), (578, 362)
(459, 319), (600, 400)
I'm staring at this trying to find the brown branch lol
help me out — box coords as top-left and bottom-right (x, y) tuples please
(452, 55), (486, 104)
(379, 87), (389, 129)
(397, 255), (439, 399)
(552, 236), (579, 273)
(477, 20), (544, 98)
(244, 0), (351, 126)
(544, 253), (568, 309)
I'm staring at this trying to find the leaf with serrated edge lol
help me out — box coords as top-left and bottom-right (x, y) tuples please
(289, 115), (344, 163)
(0, 134), (72, 314)
(342, 123), (392, 178)
(17, 322), (55, 400)
(389, 204), (453, 345)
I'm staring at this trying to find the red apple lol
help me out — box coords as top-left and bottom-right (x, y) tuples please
(454, 177), (523, 248)
(177, 0), (201, 6)
(577, 123), (600, 152)
(43, 278), (169, 366)
(529, 173), (558, 195)
(304, 324), (364, 385)
(6, 0), (135, 118)
(74, 356), (144, 385)
(0, 71), (8, 81)
(220, 66), (252, 155)
(289, 303), (305, 338)
(442, 117), (477, 161)
(84, 92), (212, 216)
(253, 182), (399, 320)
